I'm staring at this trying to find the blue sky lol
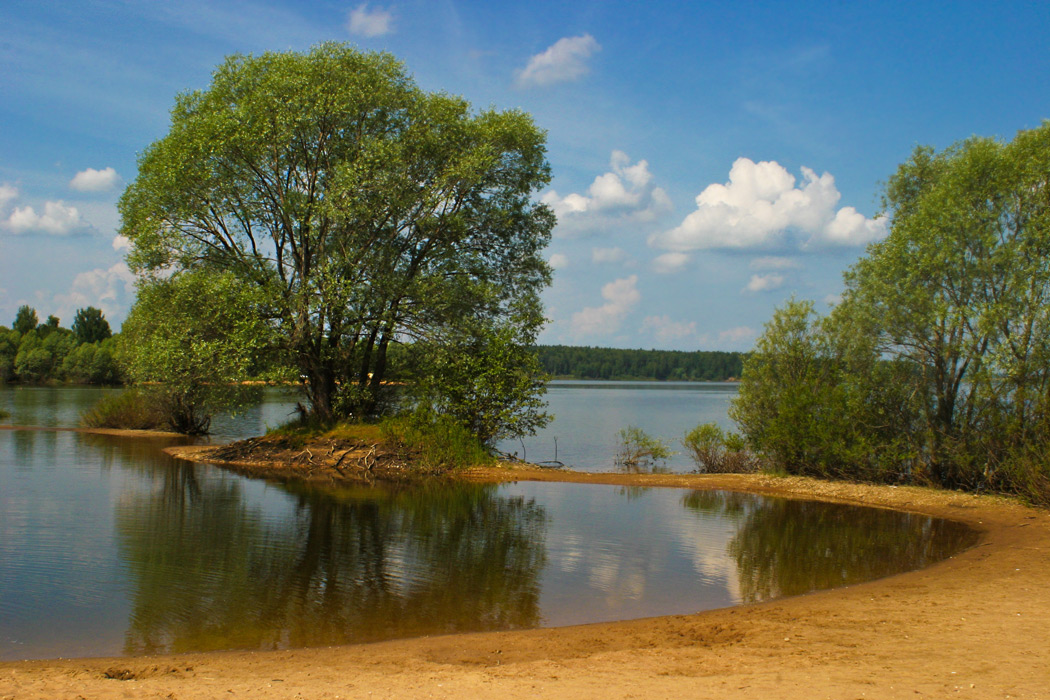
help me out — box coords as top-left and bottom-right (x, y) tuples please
(1, 1), (1048, 350)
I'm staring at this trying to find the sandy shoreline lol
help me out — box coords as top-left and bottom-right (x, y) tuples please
(2, 446), (1049, 698)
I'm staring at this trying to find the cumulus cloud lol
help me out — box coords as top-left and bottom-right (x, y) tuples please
(570, 274), (639, 337)
(542, 151), (672, 236)
(70, 167), (121, 192)
(548, 252), (569, 269)
(0, 184), (17, 212)
(52, 262), (136, 324)
(824, 293), (843, 306)
(652, 251), (689, 274)
(516, 34), (600, 88)
(6, 201), (84, 235)
(640, 315), (698, 343)
(347, 3), (393, 37)
(650, 157), (886, 252)
(112, 234), (131, 251)
(744, 273), (785, 293)
(0, 184), (87, 236)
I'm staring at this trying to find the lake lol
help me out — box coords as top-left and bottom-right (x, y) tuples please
(0, 385), (976, 661)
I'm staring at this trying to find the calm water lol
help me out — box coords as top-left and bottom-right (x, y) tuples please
(0, 386), (977, 661)
(1, 381), (743, 472)
(502, 381), (740, 471)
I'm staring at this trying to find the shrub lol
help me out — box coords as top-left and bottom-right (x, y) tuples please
(81, 389), (169, 431)
(683, 423), (757, 474)
(615, 426), (673, 471)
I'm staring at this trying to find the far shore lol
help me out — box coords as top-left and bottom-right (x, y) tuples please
(2, 428), (1049, 698)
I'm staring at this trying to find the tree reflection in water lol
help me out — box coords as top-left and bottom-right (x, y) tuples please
(681, 490), (977, 603)
(115, 463), (547, 655)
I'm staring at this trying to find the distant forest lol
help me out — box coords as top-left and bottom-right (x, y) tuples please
(536, 345), (744, 381)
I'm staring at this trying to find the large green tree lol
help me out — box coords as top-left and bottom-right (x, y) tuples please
(845, 124), (1050, 489)
(120, 43), (554, 427)
(733, 121), (1050, 502)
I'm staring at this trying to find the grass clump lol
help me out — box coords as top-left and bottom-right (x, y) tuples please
(266, 417), (384, 449)
(81, 388), (169, 431)
(380, 410), (494, 472)
(267, 409), (494, 474)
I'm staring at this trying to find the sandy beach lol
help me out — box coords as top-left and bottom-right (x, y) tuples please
(2, 459), (1048, 699)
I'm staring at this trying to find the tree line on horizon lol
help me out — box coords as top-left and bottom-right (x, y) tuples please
(536, 345), (744, 381)
(0, 305), (121, 385)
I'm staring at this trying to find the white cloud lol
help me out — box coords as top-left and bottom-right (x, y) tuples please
(822, 206), (885, 246)
(6, 201), (84, 236)
(650, 157), (886, 252)
(592, 246), (625, 264)
(0, 184), (17, 212)
(570, 274), (639, 337)
(652, 251), (689, 274)
(70, 167), (121, 192)
(516, 34), (600, 88)
(112, 234), (131, 251)
(824, 293), (843, 306)
(52, 262), (136, 325)
(640, 315), (698, 343)
(744, 273), (785, 293)
(750, 256), (800, 270)
(347, 3), (393, 37)
(548, 252), (569, 269)
(542, 151), (672, 236)
(718, 326), (757, 347)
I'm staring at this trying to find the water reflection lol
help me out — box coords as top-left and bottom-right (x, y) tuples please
(1, 423), (977, 661)
(115, 469), (547, 654)
(681, 490), (978, 603)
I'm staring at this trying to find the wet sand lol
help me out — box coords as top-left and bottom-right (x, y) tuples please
(2, 456), (1048, 699)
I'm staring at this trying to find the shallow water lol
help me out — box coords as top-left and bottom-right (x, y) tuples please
(0, 418), (976, 661)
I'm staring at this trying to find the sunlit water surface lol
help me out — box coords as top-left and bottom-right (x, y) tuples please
(0, 386), (976, 660)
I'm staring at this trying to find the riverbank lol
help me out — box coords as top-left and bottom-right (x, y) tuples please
(2, 458), (1048, 699)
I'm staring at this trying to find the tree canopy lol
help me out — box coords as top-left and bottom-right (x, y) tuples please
(119, 43), (554, 435)
(72, 307), (112, 344)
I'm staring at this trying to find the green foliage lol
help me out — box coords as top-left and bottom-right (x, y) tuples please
(120, 271), (276, 434)
(537, 345), (744, 381)
(407, 302), (551, 445)
(13, 306), (38, 335)
(72, 307), (112, 344)
(13, 328), (77, 382)
(682, 422), (756, 474)
(119, 42), (554, 437)
(81, 388), (169, 431)
(60, 337), (122, 384)
(380, 409), (495, 472)
(0, 328), (16, 382)
(731, 299), (919, 481)
(615, 426), (674, 471)
(0, 311), (123, 385)
(733, 122), (1050, 504)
